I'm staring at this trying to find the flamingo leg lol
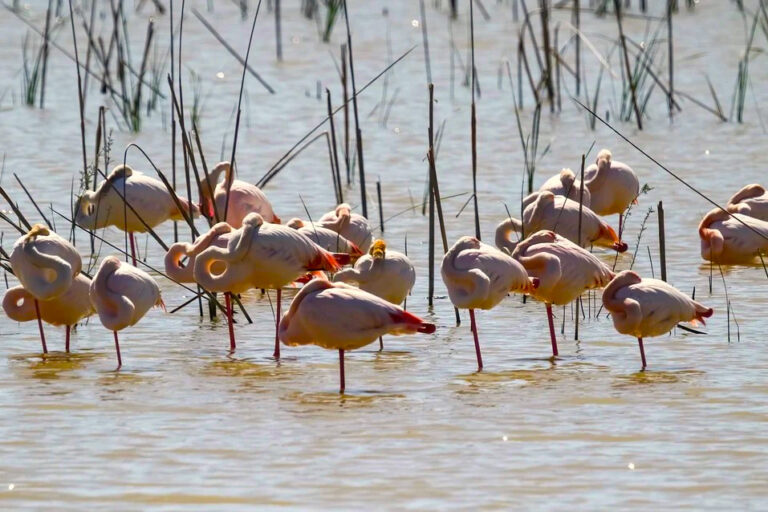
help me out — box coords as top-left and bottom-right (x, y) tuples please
(378, 336), (383, 351)
(469, 309), (483, 371)
(113, 330), (122, 369)
(225, 292), (236, 352)
(128, 232), (137, 266)
(34, 299), (48, 354)
(65, 325), (70, 353)
(273, 289), (281, 360)
(638, 337), (647, 369)
(339, 348), (345, 394)
(546, 303), (559, 357)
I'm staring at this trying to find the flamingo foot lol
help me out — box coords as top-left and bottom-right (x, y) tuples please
(546, 303), (559, 357)
(273, 289), (281, 360)
(34, 299), (48, 354)
(469, 309), (483, 371)
(114, 331), (122, 369)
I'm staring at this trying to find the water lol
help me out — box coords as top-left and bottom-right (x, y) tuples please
(1, 1), (767, 509)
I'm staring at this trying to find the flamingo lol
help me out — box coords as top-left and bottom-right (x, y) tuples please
(75, 164), (200, 265)
(727, 184), (768, 221)
(90, 256), (163, 368)
(539, 168), (591, 207)
(508, 230), (614, 356)
(199, 161), (280, 228)
(584, 149), (640, 234)
(9, 224), (82, 353)
(317, 203), (374, 253)
(699, 207), (768, 264)
(495, 191), (628, 253)
(286, 218), (363, 259)
(441, 236), (539, 370)
(279, 279), (435, 393)
(193, 213), (349, 358)
(3, 274), (94, 353)
(334, 239), (416, 350)
(602, 270), (713, 368)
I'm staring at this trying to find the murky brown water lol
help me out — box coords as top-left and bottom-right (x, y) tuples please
(1, 1), (767, 509)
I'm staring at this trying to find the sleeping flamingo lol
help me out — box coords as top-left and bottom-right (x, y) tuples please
(279, 279), (435, 393)
(727, 184), (768, 221)
(334, 239), (416, 350)
(495, 191), (628, 253)
(602, 270), (713, 368)
(539, 168), (591, 207)
(698, 207), (768, 264)
(317, 203), (374, 253)
(193, 213), (349, 358)
(90, 256), (163, 368)
(165, 223), (239, 350)
(75, 164), (199, 265)
(198, 161), (280, 228)
(3, 274), (94, 353)
(286, 218), (363, 259)
(509, 231), (614, 357)
(584, 149), (639, 234)
(9, 224), (82, 353)
(441, 236), (539, 370)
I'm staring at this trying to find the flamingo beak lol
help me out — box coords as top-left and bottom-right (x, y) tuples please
(613, 241), (628, 253)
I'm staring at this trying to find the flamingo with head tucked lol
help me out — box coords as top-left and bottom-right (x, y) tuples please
(584, 149), (640, 234)
(698, 207), (768, 264)
(727, 184), (768, 221)
(495, 191), (628, 253)
(539, 168), (591, 207)
(286, 218), (363, 260)
(3, 274), (94, 353)
(508, 230), (614, 357)
(441, 236), (539, 370)
(602, 270), (713, 368)
(75, 164), (200, 265)
(199, 161), (280, 228)
(317, 203), (373, 253)
(334, 240), (416, 350)
(193, 213), (349, 358)
(90, 256), (163, 368)
(165, 222), (239, 350)
(9, 224), (82, 353)
(279, 279), (435, 393)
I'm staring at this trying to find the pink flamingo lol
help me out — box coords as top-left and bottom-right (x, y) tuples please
(334, 239), (416, 350)
(584, 149), (640, 234)
(75, 164), (199, 265)
(9, 224), (82, 353)
(193, 213), (349, 358)
(279, 279), (435, 393)
(699, 208), (768, 264)
(602, 270), (713, 368)
(727, 184), (768, 221)
(90, 256), (163, 368)
(441, 236), (539, 370)
(199, 161), (280, 228)
(509, 230), (614, 357)
(317, 203), (374, 253)
(286, 218), (363, 259)
(3, 274), (94, 353)
(496, 191), (628, 253)
(539, 168), (592, 207)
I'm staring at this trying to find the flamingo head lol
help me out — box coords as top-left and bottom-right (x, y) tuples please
(370, 239), (387, 260)
(198, 161), (231, 218)
(286, 218), (305, 229)
(106, 164), (134, 185)
(596, 149), (612, 170)
(25, 224), (50, 242)
(559, 168), (576, 188)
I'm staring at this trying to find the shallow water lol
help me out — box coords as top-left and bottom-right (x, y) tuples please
(1, 1), (768, 509)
